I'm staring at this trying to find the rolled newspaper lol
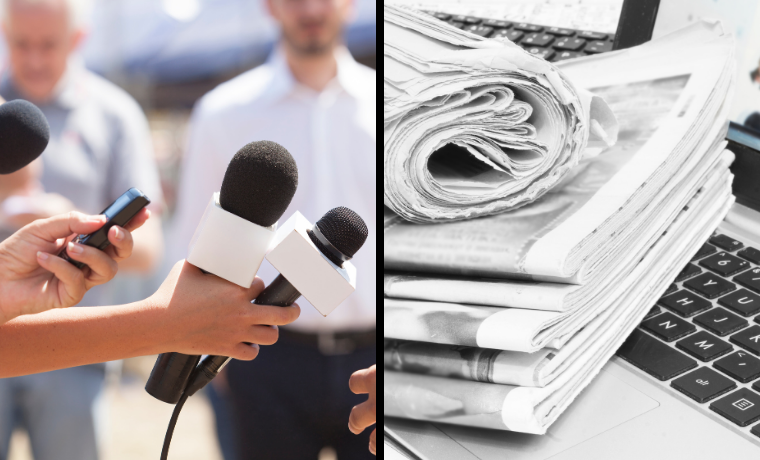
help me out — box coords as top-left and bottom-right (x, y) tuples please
(383, 5), (617, 223)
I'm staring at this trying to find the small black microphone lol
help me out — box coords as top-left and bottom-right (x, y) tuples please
(0, 100), (50, 174)
(145, 140), (298, 404)
(182, 206), (369, 397)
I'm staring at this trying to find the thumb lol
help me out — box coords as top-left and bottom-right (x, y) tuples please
(29, 211), (106, 242)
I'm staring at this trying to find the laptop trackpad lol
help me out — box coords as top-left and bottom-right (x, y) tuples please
(430, 367), (660, 459)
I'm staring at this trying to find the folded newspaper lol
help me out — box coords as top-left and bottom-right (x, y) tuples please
(383, 18), (737, 435)
(384, 5), (618, 223)
(384, 20), (734, 283)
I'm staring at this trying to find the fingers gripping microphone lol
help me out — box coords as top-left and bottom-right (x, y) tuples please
(0, 100), (50, 174)
(181, 207), (369, 398)
(145, 141), (298, 404)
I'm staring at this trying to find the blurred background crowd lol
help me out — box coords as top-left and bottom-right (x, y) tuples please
(0, 0), (376, 459)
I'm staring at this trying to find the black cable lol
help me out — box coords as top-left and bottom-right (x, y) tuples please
(160, 391), (189, 460)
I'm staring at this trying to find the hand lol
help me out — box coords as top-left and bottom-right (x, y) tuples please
(148, 260), (301, 360)
(0, 209), (150, 323)
(349, 365), (377, 456)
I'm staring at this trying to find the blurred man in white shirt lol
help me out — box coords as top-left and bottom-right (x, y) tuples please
(169, 0), (375, 458)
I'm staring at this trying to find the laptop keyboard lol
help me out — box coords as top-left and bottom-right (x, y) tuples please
(617, 232), (760, 437)
(421, 10), (615, 62)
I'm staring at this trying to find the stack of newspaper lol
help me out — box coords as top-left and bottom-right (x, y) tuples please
(383, 16), (737, 434)
(384, 5), (617, 223)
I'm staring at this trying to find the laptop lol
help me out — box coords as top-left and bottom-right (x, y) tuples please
(386, 1), (760, 456)
(407, 0), (661, 62)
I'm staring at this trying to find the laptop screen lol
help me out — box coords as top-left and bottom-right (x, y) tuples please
(385, 0), (626, 34)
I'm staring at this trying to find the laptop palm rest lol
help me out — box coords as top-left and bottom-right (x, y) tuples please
(386, 366), (659, 459)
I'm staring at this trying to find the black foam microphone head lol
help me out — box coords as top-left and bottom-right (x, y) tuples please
(309, 206), (368, 267)
(219, 141), (298, 227)
(0, 100), (50, 174)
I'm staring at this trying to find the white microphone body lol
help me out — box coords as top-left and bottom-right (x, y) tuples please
(187, 192), (277, 286)
(266, 211), (357, 317)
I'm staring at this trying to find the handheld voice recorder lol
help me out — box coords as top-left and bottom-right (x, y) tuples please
(60, 187), (150, 269)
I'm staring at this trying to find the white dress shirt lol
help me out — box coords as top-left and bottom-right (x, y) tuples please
(169, 46), (376, 333)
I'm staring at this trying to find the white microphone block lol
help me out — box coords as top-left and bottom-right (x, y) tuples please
(266, 211), (357, 316)
(187, 193), (277, 288)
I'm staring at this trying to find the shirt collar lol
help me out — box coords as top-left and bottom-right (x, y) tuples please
(263, 44), (368, 104)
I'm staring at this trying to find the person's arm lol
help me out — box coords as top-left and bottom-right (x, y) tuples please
(0, 209), (149, 323)
(0, 260), (300, 377)
(349, 365), (377, 456)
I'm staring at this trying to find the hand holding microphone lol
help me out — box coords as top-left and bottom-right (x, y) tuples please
(146, 140), (300, 404)
(181, 206), (369, 398)
(150, 260), (300, 360)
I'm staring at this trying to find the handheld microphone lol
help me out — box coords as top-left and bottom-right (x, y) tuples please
(145, 141), (298, 404)
(0, 100), (50, 174)
(181, 206), (369, 398)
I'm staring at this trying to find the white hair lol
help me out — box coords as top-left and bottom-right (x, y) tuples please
(1, 0), (92, 30)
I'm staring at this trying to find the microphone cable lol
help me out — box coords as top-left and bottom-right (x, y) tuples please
(160, 391), (189, 460)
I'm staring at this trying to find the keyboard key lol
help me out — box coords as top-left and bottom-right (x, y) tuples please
(739, 246), (760, 264)
(665, 283), (678, 295)
(482, 19), (511, 28)
(714, 351), (760, 382)
(684, 273), (736, 299)
(552, 51), (583, 61)
(451, 15), (481, 25)
(577, 30), (608, 40)
(525, 47), (555, 60)
(641, 312), (696, 341)
(735, 267), (760, 293)
(463, 25), (494, 37)
(492, 29), (523, 43)
(694, 308), (748, 336)
(658, 290), (712, 317)
(545, 27), (574, 36)
(710, 234), (744, 251)
(553, 37), (586, 51)
(672, 367), (736, 403)
(643, 306), (662, 321)
(751, 423), (760, 438)
(675, 263), (702, 282)
(513, 23), (542, 32)
(521, 33), (554, 47)
(429, 12), (451, 21)
(710, 388), (760, 426)
(730, 325), (760, 355)
(617, 329), (697, 380)
(700, 252), (750, 276)
(719, 289), (760, 317)
(692, 243), (718, 261)
(676, 331), (733, 362)
(447, 20), (464, 29)
(584, 40), (613, 54)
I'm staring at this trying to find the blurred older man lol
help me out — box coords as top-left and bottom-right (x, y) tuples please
(171, 0), (375, 458)
(0, 0), (164, 459)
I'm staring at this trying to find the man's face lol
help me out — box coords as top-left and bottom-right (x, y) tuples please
(267, 0), (352, 56)
(2, 0), (82, 102)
